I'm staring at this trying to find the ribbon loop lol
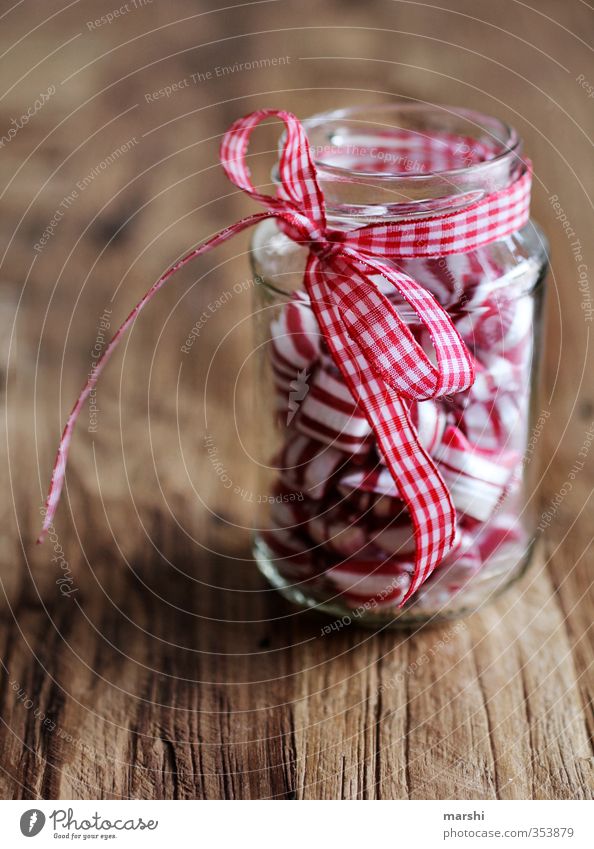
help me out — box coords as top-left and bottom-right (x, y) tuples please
(220, 109), (326, 228)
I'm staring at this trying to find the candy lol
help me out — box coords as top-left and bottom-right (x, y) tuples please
(371, 519), (416, 559)
(277, 434), (347, 500)
(268, 491), (311, 530)
(474, 296), (533, 361)
(338, 464), (400, 498)
(307, 514), (366, 556)
(433, 425), (520, 522)
(324, 558), (413, 606)
(262, 251), (534, 613)
(475, 511), (526, 564)
(412, 533), (482, 608)
(260, 503), (318, 579)
(469, 356), (522, 402)
(410, 399), (448, 456)
(295, 355), (373, 454)
(456, 400), (502, 452)
(269, 294), (321, 420)
(308, 510), (416, 560)
(270, 293), (320, 369)
(457, 385), (524, 452)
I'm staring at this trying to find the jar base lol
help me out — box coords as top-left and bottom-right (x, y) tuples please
(254, 535), (538, 629)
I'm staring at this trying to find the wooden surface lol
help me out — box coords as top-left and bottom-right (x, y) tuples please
(0, 0), (593, 799)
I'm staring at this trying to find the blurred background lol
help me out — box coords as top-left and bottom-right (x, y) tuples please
(0, 0), (592, 800)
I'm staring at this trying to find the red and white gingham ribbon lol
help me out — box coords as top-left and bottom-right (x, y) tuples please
(39, 109), (531, 604)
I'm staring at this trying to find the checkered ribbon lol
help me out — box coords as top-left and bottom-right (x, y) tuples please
(39, 109), (531, 604)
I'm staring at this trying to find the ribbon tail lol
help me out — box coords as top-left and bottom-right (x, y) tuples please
(304, 253), (457, 604)
(38, 211), (272, 542)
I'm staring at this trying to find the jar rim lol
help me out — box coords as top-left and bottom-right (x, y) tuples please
(301, 102), (521, 182)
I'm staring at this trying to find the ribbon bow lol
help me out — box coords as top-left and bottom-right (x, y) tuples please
(40, 109), (532, 604)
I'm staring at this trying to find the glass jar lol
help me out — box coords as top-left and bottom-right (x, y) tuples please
(249, 104), (548, 627)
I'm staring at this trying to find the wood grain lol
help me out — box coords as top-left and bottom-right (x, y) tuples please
(0, 0), (592, 799)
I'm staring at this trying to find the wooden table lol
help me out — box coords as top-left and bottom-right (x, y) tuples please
(0, 0), (592, 799)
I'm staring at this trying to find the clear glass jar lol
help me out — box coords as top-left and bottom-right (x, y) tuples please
(249, 104), (548, 627)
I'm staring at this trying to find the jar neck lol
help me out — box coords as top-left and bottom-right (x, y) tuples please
(275, 104), (523, 227)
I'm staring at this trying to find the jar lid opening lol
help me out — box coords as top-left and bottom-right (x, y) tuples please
(276, 103), (523, 222)
(303, 103), (519, 179)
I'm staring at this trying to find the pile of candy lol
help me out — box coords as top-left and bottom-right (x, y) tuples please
(259, 249), (538, 615)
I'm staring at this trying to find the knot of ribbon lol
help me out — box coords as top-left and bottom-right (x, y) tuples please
(40, 108), (532, 604)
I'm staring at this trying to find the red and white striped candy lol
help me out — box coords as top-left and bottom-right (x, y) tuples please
(270, 293), (320, 368)
(332, 485), (379, 516)
(493, 393), (524, 447)
(474, 295), (534, 365)
(457, 252), (508, 310)
(456, 400), (502, 452)
(324, 558), (413, 606)
(269, 492), (311, 530)
(308, 516), (367, 557)
(370, 513), (416, 559)
(475, 511), (525, 563)
(295, 354), (373, 454)
(469, 356), (521, 402)
(264, 492), (320, 579)
(453, 352), (526, 451)
(410, 399), (448, 456)
(269, 293), (321, 418)
(334, 469), (405, 520)
(368, 493), (406, 521)
(434, 425), (519, 522)
(413, 532), (482, 607)
(338, 463), (400, 498)
(316, 513), (417, 560)
(260, 526), (313, 574)
(395, 255), (466, 310)
(277, 434), (347, 500)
